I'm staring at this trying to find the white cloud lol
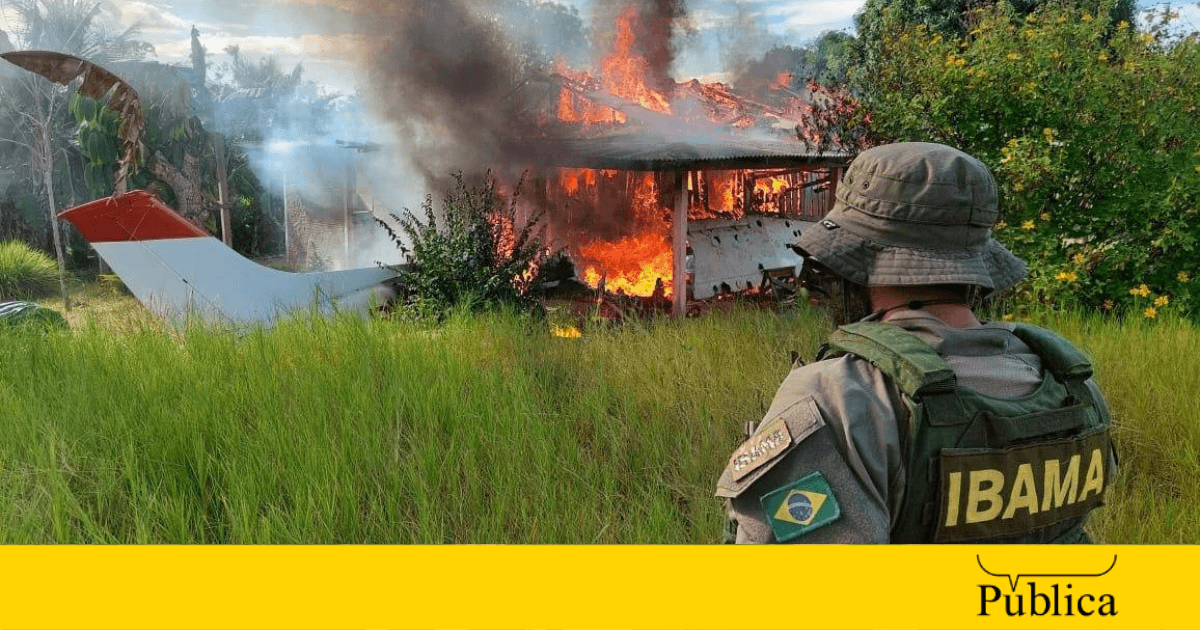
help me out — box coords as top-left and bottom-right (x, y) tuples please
(113, 0), (191, 32)
(763, 0), (866, 32)
(1171, 3), (1200, 31)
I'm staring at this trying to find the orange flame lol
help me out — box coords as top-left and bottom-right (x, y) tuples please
(602, 7), (673, 115)
(581, 231), (673, 297)
(573, 172), (673, 297)
(710, 171), (741, 213)
(559, 168), (598, 196)
(754, 176), (791, 213)
(755, 176), (789, 196)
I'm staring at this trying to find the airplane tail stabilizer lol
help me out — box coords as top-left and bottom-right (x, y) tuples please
(59, 191), (397, 325)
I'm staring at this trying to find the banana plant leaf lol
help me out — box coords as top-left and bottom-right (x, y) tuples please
(0, 50), (144, 190)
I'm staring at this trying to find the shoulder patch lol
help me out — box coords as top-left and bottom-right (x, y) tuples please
(728, 416), (792, 482)
(759, 471), (841, 542)
(716, 396), (827, 498)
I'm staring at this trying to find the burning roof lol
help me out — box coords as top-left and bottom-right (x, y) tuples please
(533, 127), (852, 171)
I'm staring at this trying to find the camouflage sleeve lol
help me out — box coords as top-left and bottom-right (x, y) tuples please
(716, 357), (906, 544)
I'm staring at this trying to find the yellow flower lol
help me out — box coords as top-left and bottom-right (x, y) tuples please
(1144, 307), (1158, 319)
(1081, 12), (1093, 22)
(1155, 296), (1170, 307)
(1025, 81), (1038, 90)
(1118, 20), (1130, 29)
(1013, 183), (1027, 192)
(1056, 271), (1078, 282)
(1072, 253), (1086, 266)
(1006, 53), (1022, 61)
(1178, 271), (1192, 283)
(1103, 300), (1115, 311)
(995, 221), (1008, 231)
(1129, 284), (1151, 298)
(1042, 127), (1054, 138)
(1097, 53), (1109, 62)
(1021, 220), (1036, 231)
(1040, 212), (1051, 222)
(552, 325), (582, 339)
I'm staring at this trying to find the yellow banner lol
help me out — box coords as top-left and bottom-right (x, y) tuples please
(0, 546), (1185, 629)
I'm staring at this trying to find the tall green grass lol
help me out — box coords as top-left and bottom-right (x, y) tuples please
(1038, 312), (1200, 543)
(0, 300), (1192, 543)
(0, 303), (820, 543)
(0, 241), (60, 300)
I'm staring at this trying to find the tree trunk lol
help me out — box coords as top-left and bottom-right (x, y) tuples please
(149, 151), (208, 230)
(212, 134), (232, 246)
(38, 121), (69, 313)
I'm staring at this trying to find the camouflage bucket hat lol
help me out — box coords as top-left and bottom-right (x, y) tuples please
(794, 142), (1027, 296)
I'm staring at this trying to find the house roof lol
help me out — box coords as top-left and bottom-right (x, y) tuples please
(534, 128), (853, 171)
(525, 75), (855, 171)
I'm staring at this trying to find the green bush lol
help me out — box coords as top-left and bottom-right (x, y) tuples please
(0, 241), (61, 300)
(378, 173), (553, 318)
(853, 0), (1200, 320)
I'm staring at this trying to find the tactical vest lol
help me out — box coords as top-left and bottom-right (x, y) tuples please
(823, 322), (1112, 544)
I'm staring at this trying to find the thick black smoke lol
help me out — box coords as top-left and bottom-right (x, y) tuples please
(345, 0), (690, 185)
(347, 1), (542, 184)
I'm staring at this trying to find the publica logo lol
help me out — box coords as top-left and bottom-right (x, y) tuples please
(977, 555), (1118, 617)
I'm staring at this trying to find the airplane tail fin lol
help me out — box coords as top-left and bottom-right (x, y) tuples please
(60, 191), (398, 325)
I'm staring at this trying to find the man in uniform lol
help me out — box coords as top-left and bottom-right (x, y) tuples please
(717, 142), (1115, 544)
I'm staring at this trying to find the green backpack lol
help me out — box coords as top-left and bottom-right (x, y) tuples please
(823, 322), (1112, 544)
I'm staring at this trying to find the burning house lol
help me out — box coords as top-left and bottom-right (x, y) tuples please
(504, 7), (854, 316)
(531, 128), (850, 316)
(20, 1), (864, 326)
(341, 2), (859, 316)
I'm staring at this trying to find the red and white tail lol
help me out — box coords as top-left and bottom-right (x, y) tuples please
(59, 191), (397, 325)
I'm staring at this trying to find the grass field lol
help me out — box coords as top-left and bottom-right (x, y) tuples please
(3, 287), (1195, 543)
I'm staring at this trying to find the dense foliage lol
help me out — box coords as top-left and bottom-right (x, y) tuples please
(0, 240), (62, 299)
(852, 0), (1200, 318)
(379, 174), (552, 316)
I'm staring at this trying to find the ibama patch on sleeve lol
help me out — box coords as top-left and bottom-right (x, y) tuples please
(716, 396), (826, 499)
(728, 415), (792, 482)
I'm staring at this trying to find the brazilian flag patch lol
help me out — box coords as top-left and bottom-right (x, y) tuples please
(759, 472), (841, 542)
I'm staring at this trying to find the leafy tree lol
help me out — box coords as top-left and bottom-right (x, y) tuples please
(805, 31), (856, 86)
(852, 0), (1136, 80)
(68, 27), (283, 251)
(853, 0), (1200, 318)
(0, 0), (151, 306)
